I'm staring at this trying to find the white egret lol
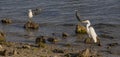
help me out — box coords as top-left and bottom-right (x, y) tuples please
(82, 20), (98, 43)
(28, 9), (33, 21)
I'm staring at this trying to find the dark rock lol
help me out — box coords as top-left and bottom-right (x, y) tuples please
(107, 43), (119, 47)
(52, 49), (64, 53)
(75, 24), (87, 34)
(62, 32), (69, 38)
(96, 37), (102, 46)
(35, 36), (46, 44)
(1, 18), (12, 24)
(47, 37), (58, 43)
(24, 21), (39, 29)
(35, 36), (46, 48)
(0, 49), (8, 56)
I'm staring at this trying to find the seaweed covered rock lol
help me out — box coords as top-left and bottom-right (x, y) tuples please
(75, 24), (87, 34)
(24, 21), (39, 29)
(84, 37), (101, 46)
(0, 31), (6, 43)
(35, 36), (46, 48)
(35, 36), (46, 44)
(1, 18), (12, 24)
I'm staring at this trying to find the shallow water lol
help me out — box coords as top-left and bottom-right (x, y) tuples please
(0, 0), (120, 57)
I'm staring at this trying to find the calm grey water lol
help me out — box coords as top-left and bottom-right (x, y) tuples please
(0, 0), (120, 56)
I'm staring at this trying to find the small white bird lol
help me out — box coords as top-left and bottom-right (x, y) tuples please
(82, 20), (97, 43)
(28, 9), (33, 19)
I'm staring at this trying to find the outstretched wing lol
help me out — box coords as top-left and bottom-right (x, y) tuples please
(89, 26), (97, 43)
(75, 10), (81, 22)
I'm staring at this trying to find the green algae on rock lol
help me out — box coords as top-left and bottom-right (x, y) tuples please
(75, 24), (87, 34)
(24, 21), (39, 29)
(35, 36), (46, 44)
(35, 36), (46, 48)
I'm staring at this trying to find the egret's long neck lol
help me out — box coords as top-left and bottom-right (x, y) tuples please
(86, 21), (91, 35)
(86, 21), (91, 30)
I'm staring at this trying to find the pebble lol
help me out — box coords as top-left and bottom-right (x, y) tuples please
(22, 45), (31, 49)
(62, 32), (69, 38)
(13, 50), (17, 55)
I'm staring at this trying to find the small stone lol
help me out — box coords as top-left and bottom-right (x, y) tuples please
(1, 18), (12, 24)
(13, 50), (17, 55)
(22, 45), (31, 49)
(78, 48), (91, 57)
(47, 37), (58, 43)
(52, 49), (64, 53)
(75, 24), (87, 34)
(62, 32), (69, 38)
